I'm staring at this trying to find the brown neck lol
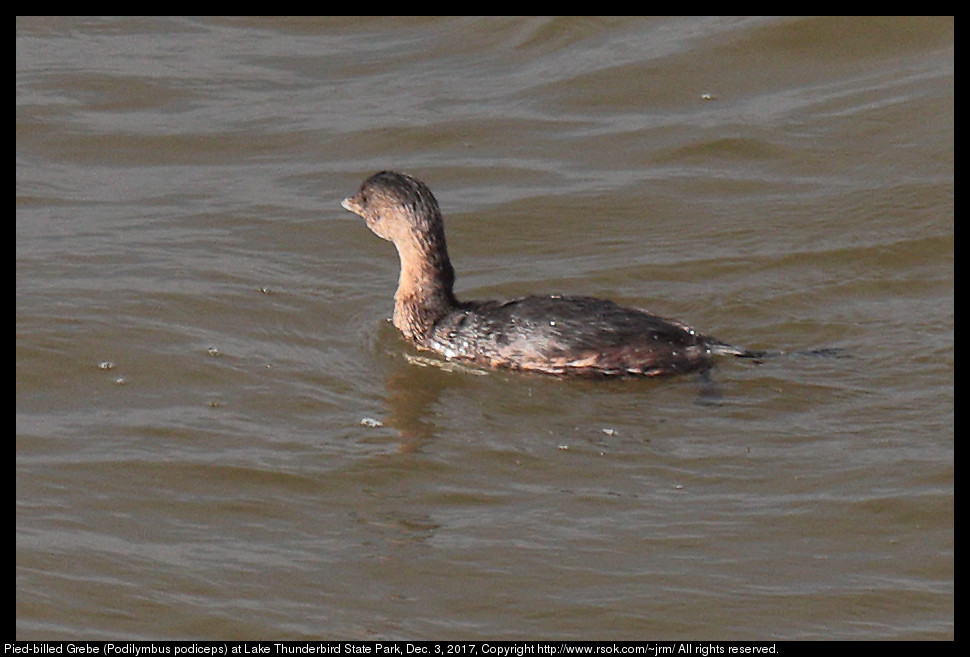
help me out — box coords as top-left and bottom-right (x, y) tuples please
(391, 239), (458, 343)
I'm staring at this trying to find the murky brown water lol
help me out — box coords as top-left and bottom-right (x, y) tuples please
(17, 16), (952, 639)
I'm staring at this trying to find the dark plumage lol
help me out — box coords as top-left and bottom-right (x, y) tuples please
(341, 170), (748, 377)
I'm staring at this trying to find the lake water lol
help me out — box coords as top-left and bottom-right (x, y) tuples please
(16, 16), (953, 639)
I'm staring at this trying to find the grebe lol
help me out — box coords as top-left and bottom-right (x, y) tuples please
(342, 171), (751, 377)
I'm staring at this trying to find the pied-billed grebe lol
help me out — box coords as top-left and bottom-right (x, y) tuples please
(342, 170), (753, 377)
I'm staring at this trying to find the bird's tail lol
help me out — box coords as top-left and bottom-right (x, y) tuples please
(709, 342), (848, 361)
(709, 342), (768, 360)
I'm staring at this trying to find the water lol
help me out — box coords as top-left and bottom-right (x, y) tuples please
(17, 16), (953, 639)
